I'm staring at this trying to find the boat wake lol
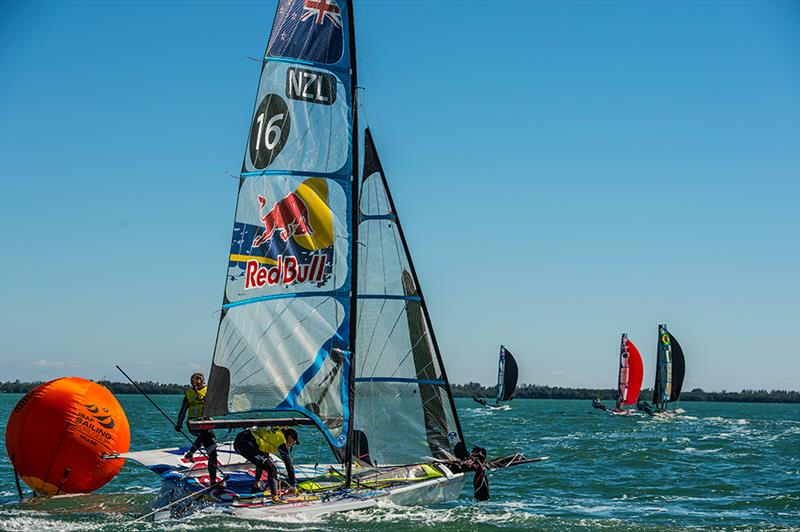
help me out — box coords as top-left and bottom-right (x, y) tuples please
(328, 499), (545, 526)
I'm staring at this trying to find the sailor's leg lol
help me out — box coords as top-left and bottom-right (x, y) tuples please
(253, 466), (264, 489)
(185, 428), (203, 459)
(234, 431), (273, 491)
(203, 430), (218, 482)
(247, 453), (275, 494)
(263, 457), (278, 497)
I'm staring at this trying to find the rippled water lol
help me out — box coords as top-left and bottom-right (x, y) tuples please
(1, 395), (798, 530)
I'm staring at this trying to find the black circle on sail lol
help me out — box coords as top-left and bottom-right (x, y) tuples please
(249, 94), (291, 169)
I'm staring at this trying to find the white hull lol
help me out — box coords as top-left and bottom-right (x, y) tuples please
(610, 409), (640, 416)
(482, 403), (510, 411)
(651, 407), (687, 418)
(121, 445), (466, 521)
(231, 470), (465, 519)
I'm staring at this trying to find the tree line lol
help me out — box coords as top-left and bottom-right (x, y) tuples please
(1, 380), (798, 403)
(0, 379), (185, 394)
(454, 382), (800, 403)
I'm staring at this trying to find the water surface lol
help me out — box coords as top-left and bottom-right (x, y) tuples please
(1, 395), (797, 530)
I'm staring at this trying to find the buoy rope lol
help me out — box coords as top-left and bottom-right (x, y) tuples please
(10, 454), (25, 500)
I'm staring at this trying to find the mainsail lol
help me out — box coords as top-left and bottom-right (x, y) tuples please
(652, 324), (684, 409)
(205, 0), (359, 454)
(496, 346), (518, 403)
(615, 334), (643, 409)
(204, 0), (465, 470)
(668, 331), (685, 402)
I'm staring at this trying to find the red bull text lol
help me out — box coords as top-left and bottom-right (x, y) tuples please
(244, 254), (327, 289)
(252, 192), (314, 247)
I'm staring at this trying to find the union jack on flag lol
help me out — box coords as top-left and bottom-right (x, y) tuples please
(301, 0), (342, 28)
(268, 0), (344, 64)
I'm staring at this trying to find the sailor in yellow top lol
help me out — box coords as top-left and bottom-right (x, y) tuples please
(175, 372), (220, 485)
(234, 427), (299, 503)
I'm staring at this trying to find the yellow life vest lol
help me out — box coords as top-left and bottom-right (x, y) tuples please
(185, 386), (207, 419)
(250, 428), (287, 454)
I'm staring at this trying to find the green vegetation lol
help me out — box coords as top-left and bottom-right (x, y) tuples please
(2, 380), (797, 403)
(452, 383), (800, 403)
(0, 379), (184, 394)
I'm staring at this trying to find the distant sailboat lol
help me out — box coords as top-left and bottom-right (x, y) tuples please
(637, 324), (685, 416)
(473, 346), (518, 410)
(592, 333), (643, 415)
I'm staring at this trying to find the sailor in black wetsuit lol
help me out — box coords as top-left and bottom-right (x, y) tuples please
(472, 397), (488, 407)
(175, 372), (220, 485)
(592, 398), (608, 411)
(636, 400), (656, 416)
(234, 427), (299, 503)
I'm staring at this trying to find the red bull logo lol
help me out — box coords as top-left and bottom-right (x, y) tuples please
(244, 254), (327, 289)
(252, 192), (314, 247)
(237, 179), (334, 289)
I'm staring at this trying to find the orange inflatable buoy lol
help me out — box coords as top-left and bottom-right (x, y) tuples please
(5, 377), (130, 495)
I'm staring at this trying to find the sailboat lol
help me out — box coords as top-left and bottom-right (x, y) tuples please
(591, 334), (643, 415)
(116, 0), (541, 519)
(473, 346), (518, 410)
(637, 324), (686, 417)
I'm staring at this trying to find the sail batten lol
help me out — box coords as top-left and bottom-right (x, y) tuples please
(355, 377), (446, 385)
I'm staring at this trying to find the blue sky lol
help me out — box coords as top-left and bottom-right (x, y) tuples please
(1, 1), (797, 391)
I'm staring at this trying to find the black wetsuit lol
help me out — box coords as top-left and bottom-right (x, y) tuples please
(176, 396), (218, 483)
(233, 429), (295, 497)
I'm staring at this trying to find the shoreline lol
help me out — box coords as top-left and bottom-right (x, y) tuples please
(1, 381), (798, 403)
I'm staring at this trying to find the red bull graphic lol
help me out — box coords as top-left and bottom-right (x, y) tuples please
(244, 254), (327, 289)
(229, 178), (336, 292)
(252, 192), (314, 247)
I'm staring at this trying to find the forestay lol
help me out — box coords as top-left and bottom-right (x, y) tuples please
(204, 0), (357, 451)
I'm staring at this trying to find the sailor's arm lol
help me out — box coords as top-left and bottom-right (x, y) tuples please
(175, 397), (189, 431)
(278, 444), (296, 486)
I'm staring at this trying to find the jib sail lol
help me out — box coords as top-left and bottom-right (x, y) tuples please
(204, 0), (358, 451)
(353, 128), (464, 465)
(496, 346), (518, 403)
(616, 334), (643, 408)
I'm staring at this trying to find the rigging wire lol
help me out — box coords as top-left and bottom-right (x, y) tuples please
(115, 365), (212, 461)
(131, 481), (219, 523)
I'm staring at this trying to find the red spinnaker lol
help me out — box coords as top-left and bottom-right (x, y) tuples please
(624, 339), (644, 405)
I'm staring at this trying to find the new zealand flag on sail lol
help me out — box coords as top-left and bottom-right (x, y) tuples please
(267, 0), (344, 65)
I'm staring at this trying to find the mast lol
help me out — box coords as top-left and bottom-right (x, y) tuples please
(344, 0), (358, 488)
